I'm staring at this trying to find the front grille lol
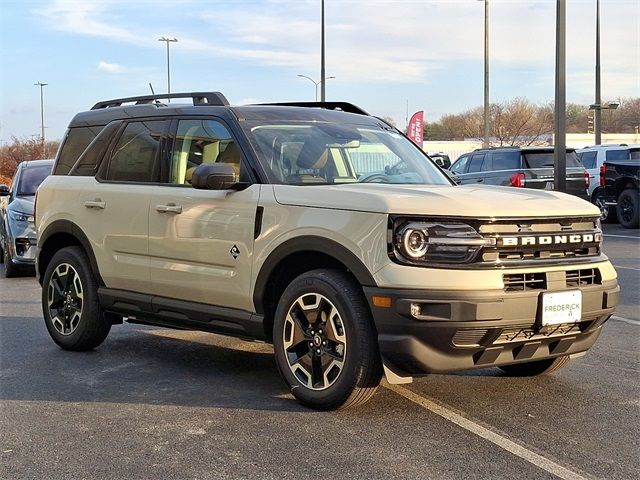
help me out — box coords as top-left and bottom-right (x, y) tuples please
(503, 268), (601, 292)
(503, 272), (546, 292)
(494, 321), (591, 344)
(566, 268), (601, 287)
(478, 217), (602, 267)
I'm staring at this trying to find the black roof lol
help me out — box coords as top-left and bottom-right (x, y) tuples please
(68, 92), (377, 129)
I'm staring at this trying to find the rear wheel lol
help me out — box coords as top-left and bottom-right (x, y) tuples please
(273, 269), (382, 410)
(42, 246), (110, 351)
(616, 189), (639, 228)
(499, 355), (570, 376)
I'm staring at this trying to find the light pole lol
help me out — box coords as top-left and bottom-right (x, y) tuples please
(594, 0), (601, 144)
(554, 0), (567, 193)
(477, 0), (490, 148)
(158, 37), (178, 101)
(297, 74), (335, 101)
(320, 0), (326, 102)
(34, 81), (47, 159)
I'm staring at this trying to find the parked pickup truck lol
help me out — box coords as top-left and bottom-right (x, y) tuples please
(601, 151), (640, 228)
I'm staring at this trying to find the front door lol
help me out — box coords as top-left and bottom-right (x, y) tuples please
(148, 118), (259, 312)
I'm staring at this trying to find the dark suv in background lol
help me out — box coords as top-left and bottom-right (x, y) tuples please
(450, 147), (589, 200)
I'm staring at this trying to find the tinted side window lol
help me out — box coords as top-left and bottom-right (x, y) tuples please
(579, 151), (597, 169)
(170, 119), (245, 184)
(106, 121), (166, 182)
(605, 149), (630, 161)
(491, 151), (520, 171)
(467, 154), (485, 173)
(450, 155), (469, 174)
(70, 122), (122, 176)
(54, 126), (103, 175)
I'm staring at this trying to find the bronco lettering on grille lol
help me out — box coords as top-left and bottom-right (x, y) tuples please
(500, 233), (601, 247)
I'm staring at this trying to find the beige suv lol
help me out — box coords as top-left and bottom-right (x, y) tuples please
(35, 92), (619, 410)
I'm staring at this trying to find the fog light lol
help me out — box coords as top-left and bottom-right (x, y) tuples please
(410, 303), (421, 317)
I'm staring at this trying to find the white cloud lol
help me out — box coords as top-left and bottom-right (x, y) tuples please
(97, 61), (125, 74)
(33, 0), (639, 92)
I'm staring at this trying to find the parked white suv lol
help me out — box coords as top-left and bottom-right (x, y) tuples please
(35, 92), (620, 410)
(577, 144), (639, 221)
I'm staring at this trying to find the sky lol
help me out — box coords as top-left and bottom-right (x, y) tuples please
(1, 0), (638, 143)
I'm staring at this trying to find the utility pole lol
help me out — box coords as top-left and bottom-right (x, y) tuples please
(477, 0), (490, 148)
(158, 37), (178, 101)
(320, 0), (326, 102)
(594, 0), (602, 145)
(34, 82), (47, 159)
(554, 0), (567, 193)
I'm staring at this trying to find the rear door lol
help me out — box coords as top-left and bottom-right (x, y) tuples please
(455, 153), (486, 185)
(147, 117), (260, 312)
(81, 119), (170, 293)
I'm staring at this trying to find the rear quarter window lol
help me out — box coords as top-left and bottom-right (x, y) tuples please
(605, 149), (630, 161)
(54, 126), (103, 175)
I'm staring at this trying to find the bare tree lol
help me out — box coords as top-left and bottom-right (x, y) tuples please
(0, 136), (59, 185)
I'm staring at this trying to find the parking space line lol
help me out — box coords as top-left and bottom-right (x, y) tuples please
(603, 234), (639, 240)
(385, 383), (588, 480)
(611, 316), (640, 326)
(612, 265), (640, 271)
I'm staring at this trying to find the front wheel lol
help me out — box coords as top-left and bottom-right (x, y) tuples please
(273, 269), (382, 410)
(42, 246), (110, 351)
(616, 189), (639, 229)
(499, 355), (571, 376)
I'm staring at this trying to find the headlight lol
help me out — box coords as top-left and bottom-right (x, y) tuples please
(392, 219), (496, 265)
(9, 210), (34, 223)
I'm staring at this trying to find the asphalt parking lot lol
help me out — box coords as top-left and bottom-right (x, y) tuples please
(1, 224), (638, 480)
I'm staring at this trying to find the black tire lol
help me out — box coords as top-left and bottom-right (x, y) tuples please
(593, 190), (616, 223)
(42, 246), (110, 351)
(3, 244), (20, 278)
(273, 269), (382, 410)
(499, 355), (570, 377)
(616, 189), (639, 229)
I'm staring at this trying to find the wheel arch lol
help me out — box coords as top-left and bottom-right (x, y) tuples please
(37, 220), (104, 287)
(253, 236), (377, 340)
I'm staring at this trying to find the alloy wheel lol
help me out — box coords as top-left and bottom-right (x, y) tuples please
(282, 293), (347, 391)
(47, 263), (83, 336)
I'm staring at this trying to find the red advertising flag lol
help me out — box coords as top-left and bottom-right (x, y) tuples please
(408, 111), (424, 148)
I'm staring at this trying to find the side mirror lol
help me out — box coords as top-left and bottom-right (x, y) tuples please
(191, 163), (248, 191)
(0, 185), (10, 196)
(442, 169), (460, 185)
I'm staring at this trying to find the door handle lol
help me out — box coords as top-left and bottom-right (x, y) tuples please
(156, 204), (183, 214)
(476, 178), (484, 183)
(84, 200), (105, 209)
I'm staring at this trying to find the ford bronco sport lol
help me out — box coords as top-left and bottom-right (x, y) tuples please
(35, 92), (619, 410)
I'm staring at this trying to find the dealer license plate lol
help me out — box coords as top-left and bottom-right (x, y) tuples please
(541, 290), (582, 326)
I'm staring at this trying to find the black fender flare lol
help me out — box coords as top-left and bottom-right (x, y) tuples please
(37, 220), (104, 286)
(252, 236), (377, 314)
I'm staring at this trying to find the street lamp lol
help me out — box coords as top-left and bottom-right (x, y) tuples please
(554, 0), (567, 193)
(34, 81), (47, 159)
(158, 37), (178, 101)
(477, 0), (489, 148)
(297, 74), (336, 101)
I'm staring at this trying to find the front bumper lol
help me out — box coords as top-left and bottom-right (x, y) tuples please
(364, 279), (619, 377)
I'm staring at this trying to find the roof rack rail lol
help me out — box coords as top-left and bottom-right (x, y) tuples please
(257, 101), (369, 116)
(91, 92), (229, 110)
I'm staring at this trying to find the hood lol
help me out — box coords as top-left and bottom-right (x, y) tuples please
(273, 184), (600, 218)
(9, 196), (35, 215)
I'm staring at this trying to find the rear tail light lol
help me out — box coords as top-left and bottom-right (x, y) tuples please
(599, 164), (606, 188)
(510, 172), (526, 188)
(584, 171), (590, 189)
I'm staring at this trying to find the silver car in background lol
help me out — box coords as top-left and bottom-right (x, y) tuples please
(0, 159), (54, 277)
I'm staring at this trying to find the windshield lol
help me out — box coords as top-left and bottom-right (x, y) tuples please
(17, 165), (52, 195)
(522, 151), (581, 168)
(241, 121), (450, 186)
